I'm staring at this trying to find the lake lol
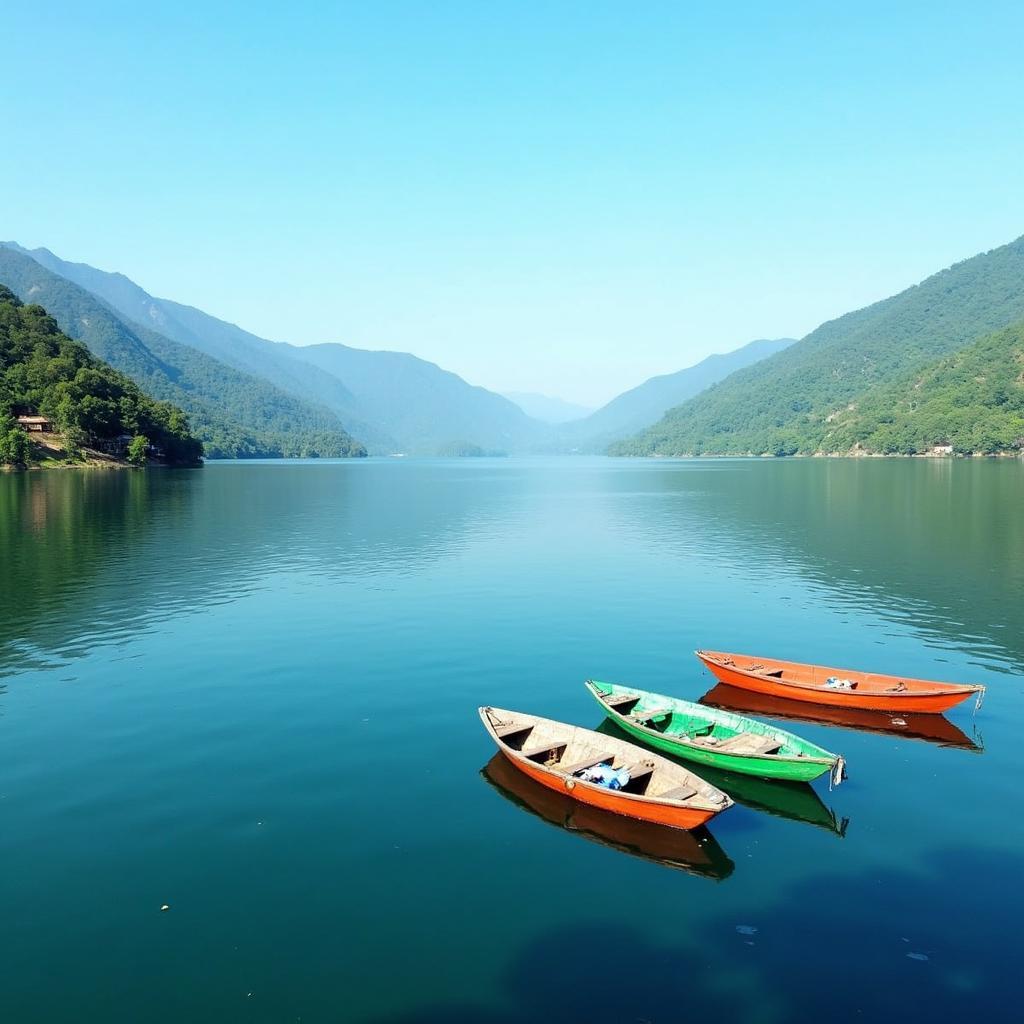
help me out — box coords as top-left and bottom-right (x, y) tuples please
(1, 457), (1021, 1023)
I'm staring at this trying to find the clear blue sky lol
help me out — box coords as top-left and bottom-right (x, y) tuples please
(3, 2), (1024, 405)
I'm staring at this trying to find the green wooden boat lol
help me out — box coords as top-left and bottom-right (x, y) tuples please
(586, 680), (846, 785)
(596, 719), (849, 837)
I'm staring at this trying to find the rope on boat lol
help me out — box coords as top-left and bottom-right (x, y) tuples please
(830, 755), (846, 791)
(974, 686), (986, 714)
(486, 708), (514, 732)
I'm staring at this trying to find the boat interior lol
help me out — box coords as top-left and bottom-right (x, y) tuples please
(596, 689), (788, 756)
(484, 709), (720, 806)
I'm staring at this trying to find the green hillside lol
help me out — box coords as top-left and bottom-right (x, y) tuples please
(0, 247), (366, 459)
(822, 321), (1024, 455)
(0, 286), (202, 466)
(613, 235), (1024, 456)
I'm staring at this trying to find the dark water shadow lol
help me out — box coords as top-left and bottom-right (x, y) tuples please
(701, 683), (984, 752)
(367, 845), (1022, 1024)
(595, 717), (848, 837)
(481, 753), (734, 881)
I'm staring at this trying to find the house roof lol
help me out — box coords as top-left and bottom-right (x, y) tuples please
(16, 415), (50, 424)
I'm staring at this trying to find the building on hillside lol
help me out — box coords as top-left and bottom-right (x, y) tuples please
(16, 415), (52, 433)
(930, 443), (954, 455)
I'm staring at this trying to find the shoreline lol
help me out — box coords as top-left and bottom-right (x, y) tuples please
(1, 435), (203, 471)
(617, 450), (1024, 460)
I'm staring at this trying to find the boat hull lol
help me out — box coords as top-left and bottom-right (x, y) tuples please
(697, 651), (981, 713)
(481, 754), (735, 880)
(503, 751), (719, 830)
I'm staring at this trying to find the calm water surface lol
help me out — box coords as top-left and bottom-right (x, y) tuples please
(1, 458), (1022, 1023)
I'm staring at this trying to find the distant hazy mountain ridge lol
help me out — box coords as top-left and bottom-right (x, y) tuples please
(558, 338), (794, 451)
(502, 392), (593, 423)
(287, 343), (545, 455)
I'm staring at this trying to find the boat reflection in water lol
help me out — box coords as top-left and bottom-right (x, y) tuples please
(694, 763), (848, 837)
(595, 719), (848, 838)
(481, 754), (735, 882)
(700, 683), (983, 752)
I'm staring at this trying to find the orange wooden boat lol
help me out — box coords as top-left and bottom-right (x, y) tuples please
(480, 754), (735, 880)
(696, 650), (985, 714)
(479, 707), (733, 830)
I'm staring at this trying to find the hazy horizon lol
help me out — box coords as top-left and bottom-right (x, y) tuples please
(4, 2), (1024, 404)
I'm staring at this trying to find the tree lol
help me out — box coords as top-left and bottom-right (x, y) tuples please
(127, 434), (149, 467)
(62, 424), (87, 461)
(0, 416), (31, 466)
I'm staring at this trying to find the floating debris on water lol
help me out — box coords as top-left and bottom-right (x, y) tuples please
(736, 925), (758, 936)
(160, 905), (170, 912)
(906, 952), (929, 961)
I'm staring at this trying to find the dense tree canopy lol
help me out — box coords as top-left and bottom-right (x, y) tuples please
(0, 286), (203, 465)
(822, 321), (1024, 455)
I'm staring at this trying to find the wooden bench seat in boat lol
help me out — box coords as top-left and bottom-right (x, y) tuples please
(658, 784), (697, 801)
(604, 692), (640, 709)
(713, 732), (783, 755)
(684, 725), (715, 738)
(623, 763), (655, 788)
(689, 734), (721, 747)
(521, 741), (568, 762)
(631, 706), (673, 722)
(560, 752), (616, 775)
(494, 722), (533, 739)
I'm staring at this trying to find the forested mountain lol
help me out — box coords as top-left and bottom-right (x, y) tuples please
(822, 321), (1024, 454)
(0, 247), (365, 458)
(558, 337), (794, 452)
(614, 235), (1024, 456)
(19, 234), (1020, 461)
(0, 286), (202, 466)
(2, 244), (543, 454)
